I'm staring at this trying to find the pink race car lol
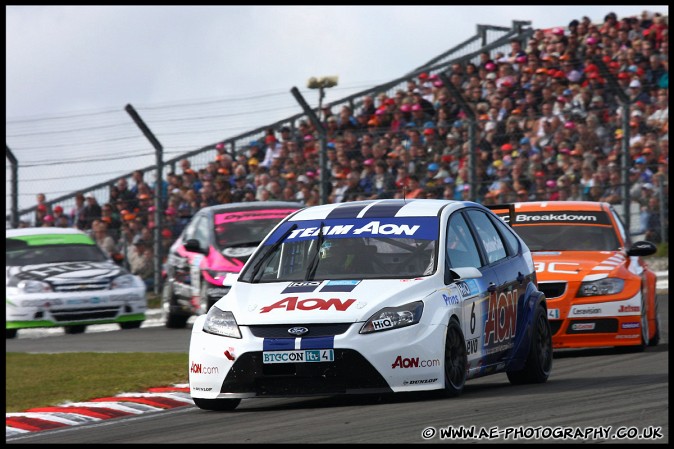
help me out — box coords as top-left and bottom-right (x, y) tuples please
(162, 201), (302, 328)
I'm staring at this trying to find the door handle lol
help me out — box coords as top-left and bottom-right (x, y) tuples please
(488, 282), (496, 292)
(517, 272), (525, 284)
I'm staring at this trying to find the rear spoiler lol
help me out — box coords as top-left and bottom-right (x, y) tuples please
(486, 203), (515, 226)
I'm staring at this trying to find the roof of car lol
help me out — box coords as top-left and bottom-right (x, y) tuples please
(202, 201), (304, 215)
(513, 201), (609, 212)
(288, 199), (473, 221)
(6, 227), (87, 238)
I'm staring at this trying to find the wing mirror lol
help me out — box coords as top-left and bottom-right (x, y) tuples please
(626, 240), (657, 257)
(184, 239), (208, 255)
(445, 266), (483, 285)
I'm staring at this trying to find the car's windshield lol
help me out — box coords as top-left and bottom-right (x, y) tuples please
(6, 242), (109, 267)
(239, 216), (439, 282)
(513, 225), (621, 251)
(213, 209), (298, 253)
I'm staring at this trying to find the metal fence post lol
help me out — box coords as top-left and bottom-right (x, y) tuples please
(125, 104), (164, 295)
(290, 87), (328, 204)
(6, 145), (19, 229)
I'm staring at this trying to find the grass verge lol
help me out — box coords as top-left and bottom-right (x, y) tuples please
(147, 291), (162, 309)
(655, 242), (668, 258)
(6, 352), (189, 413)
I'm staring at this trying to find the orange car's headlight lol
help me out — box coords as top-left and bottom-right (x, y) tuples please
(577, 278), (625, 297)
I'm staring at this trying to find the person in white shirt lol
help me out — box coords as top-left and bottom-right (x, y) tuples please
(260, 134), (282, 169)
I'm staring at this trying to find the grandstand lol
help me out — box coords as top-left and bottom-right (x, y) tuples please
(6, 12), (669, 289)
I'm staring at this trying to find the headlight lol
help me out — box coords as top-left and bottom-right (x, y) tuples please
(360, 301), (424, 334)
(205, 270), (230, 284)
(111, 274), (137, 289)
(577, 278), (625, 297)
(17, 280), (52, 294)
(203, 307), (241, 338)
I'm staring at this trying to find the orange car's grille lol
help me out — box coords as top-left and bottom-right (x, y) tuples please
(538, 282), (567, 299)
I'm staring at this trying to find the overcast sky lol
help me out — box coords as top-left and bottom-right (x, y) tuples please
(5, 5), (669, 217)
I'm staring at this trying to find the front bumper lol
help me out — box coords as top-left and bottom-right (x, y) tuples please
(189, 316), (447, 399)
(6, 288), (146, 329)
(219, 349), (392, 396)
(545, 292), (646, 349)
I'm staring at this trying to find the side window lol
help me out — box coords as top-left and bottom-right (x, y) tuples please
(465, 210), (507, 265)
(184, 215), (208, 244)
(488, 213), (520, 256)
(193, 216), (210, 244)
(446, 213), (482, 268)
(182, 215), (199, 241)
(609, 207), (629, 246)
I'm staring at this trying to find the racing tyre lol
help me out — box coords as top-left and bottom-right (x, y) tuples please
(648, 297), (660, 347)
(6, 329), (17, 339)
(442, 318), (467, 397)
(193, 397), (241, 411)
(507, 305), (552, 385)
(638, 295), (649, 350)
(64, 325), (87, 335)
(163, 282), (189, 329)
(119, 321), (143, 330)
(199, 282), (216, 315)
(165, 313), (189, 329)
(649, 323), (660, 347)
(648, 317), (660, 346)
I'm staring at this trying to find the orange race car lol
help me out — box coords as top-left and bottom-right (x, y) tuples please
(489, 201), (659, 351)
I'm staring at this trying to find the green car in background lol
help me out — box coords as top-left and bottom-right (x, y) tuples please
(6, 227), (147, 338)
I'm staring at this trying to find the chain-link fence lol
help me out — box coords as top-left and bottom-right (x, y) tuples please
(6, 16), (669, 294)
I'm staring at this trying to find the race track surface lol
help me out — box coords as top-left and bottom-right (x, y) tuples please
(6, 296), (669, 444)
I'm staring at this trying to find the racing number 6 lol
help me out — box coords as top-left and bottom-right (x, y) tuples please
(470, 302), (476, 334)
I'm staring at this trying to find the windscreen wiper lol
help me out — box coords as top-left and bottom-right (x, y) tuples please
(305, 221), (325, 281)
(248, 224), (297, 283)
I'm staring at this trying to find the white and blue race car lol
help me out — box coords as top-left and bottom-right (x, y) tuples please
(189, 199), (552, 410)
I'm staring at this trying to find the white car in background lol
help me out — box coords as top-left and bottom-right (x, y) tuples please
(189, 199), (552, 411)
(6, 227), (146, 338)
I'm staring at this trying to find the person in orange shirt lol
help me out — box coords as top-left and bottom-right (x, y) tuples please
(405, 175), (425, 199)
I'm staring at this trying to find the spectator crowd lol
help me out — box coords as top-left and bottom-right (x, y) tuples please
(27, 10), (669, 285)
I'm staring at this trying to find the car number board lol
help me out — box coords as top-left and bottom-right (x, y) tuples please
(548, 308), (560, 319)
(263, 349), (334, 364)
